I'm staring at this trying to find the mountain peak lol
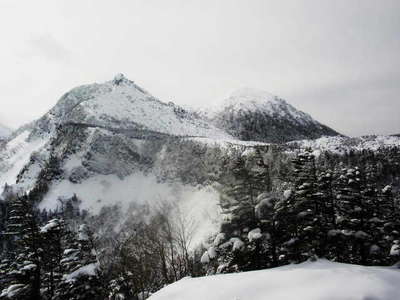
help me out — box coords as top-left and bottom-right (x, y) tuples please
(210, 86), (340, 143)
(224, 87), (286, 112)
(111, 73), (134, 86)
(37, 76), (230, 139)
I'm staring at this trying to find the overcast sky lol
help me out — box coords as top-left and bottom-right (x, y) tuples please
(0, 0), (399, 136)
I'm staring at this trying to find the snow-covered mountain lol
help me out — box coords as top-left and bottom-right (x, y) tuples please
(0, 74), (231, 247)
(0, 76), (397, 209)
(207, 87), (339, 143)
(2, 76), (400, 300)
(0, 74), (254, 206)
(1, 75), (398, 249)
(33, 73), (230, 139)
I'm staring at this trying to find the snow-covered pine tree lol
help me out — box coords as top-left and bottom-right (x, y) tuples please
(1, 195), (42, 300)
(335, 167), (373, 264)
(54, 224), (103, 300)
(220, 149), (270, 233)
(289, 149), (322, 262)
(317, 167), (348, 262)
(363, 162), (386, 265)
(215, 149), (271, 271)
(255, 193), (280, 267)
(40, 218), (65, 299)
(379, 185), (400, 265)
(274, 187), (299, 264)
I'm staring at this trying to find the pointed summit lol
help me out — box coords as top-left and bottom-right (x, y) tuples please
(112, 73), (134, 86)
(223, 87), (288, 114)
(35, 76), (230, 139)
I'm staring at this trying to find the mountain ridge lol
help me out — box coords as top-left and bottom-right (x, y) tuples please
(30, 74), (230, 141)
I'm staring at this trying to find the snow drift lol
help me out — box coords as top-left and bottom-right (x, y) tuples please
(149, 260), (400, 300)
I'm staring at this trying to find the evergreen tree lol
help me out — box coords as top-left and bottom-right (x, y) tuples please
(289, 150), (322, 261)
(41, 219), (65, 299)
(1, 195), (42, 299)
(54, 224), (103, 300)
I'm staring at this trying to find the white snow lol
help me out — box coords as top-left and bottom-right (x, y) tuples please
(200, 251), (210, 264)
(390, 241), (400, 256)
(20, 264), (37, 271)
(382, 185), (392, 193)
(0, 284), (27, 299)
(230, 237), (245, 251)
(40, 172), (222, 249)
(64, 263), (99, 282)
(149, 260), (400, 300)
(200, 247), (217, 264)
(0, 130), (48, 190)
(248, 228), (262, 242)
(213, 233), (226, 246)
(51, 76), (231, 139)
(40, 219), (60, 233)
(283, 189), (293, 200)
(78, 224), (89, 241)
(207, 246), (217, 259)
(207, 87), (316, 125)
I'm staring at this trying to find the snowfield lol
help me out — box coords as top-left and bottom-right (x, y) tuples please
(149, 260), (400, 300)
(46, 73), (231, 139)
(0, 130), (49, 189)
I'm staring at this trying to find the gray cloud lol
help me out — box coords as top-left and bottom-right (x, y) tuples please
(0, 0), (399, 136)
(27, 34), (72, 62)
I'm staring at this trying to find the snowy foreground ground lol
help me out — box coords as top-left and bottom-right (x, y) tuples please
(149, 260), (400, 300)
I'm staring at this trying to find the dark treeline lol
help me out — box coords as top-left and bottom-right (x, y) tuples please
(202, 146), (400, 274)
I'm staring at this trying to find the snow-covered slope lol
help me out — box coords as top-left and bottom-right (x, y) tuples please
(207, 87), (339, 143)
(149, 260), (400, 300)
(219, 88), (315, 123)
(35, 73), (230, 139)
(0, 74), (233, 195)
(0, 130), (49, 190)
(0, 75), (228, 248)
